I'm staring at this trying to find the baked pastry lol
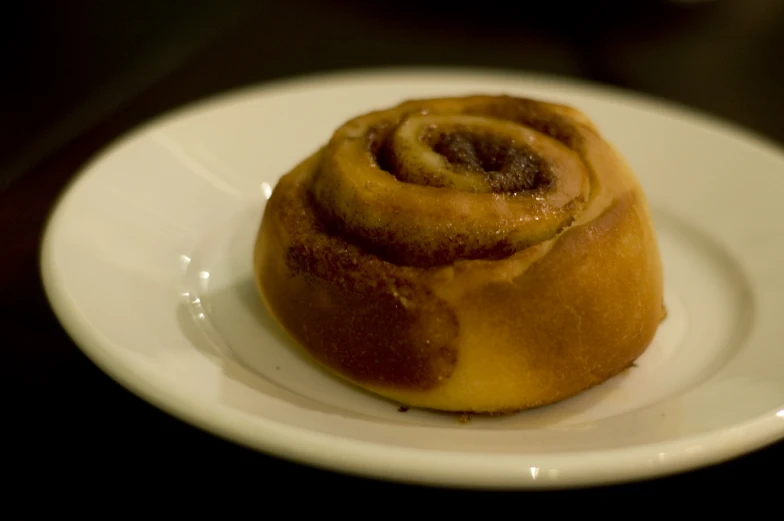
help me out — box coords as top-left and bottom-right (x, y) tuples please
(253, 95), (664, 414)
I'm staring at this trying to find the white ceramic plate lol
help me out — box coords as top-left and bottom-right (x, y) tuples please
(41, 68), (784, 489)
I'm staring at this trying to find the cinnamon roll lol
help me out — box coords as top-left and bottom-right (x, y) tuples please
(253, 95), (664, 414)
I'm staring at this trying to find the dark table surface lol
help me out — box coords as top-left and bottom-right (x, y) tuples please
(4, 0), (784, 498)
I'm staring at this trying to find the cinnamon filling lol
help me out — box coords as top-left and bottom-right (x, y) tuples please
(427, 130), (553, 193)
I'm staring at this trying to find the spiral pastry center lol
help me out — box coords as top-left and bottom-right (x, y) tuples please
(378, 114), (556, 195)
(307, 97), (594, 267)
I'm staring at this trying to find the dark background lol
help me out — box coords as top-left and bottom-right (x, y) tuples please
(3, 0), (783, 500)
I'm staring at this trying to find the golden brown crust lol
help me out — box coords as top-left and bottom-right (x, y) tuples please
(253, 94), (664, 413)
(255, 152), (460, 390)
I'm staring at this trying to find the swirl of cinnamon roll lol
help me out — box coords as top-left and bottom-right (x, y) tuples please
(254, 95), (664, 414)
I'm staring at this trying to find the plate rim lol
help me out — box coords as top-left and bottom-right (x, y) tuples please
(39, 66), (784, 490)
